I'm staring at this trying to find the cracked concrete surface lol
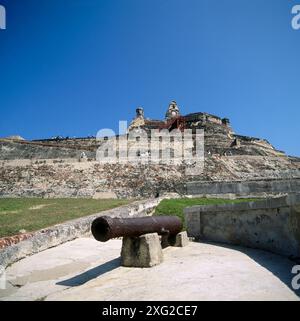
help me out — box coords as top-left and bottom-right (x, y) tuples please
(0, 238), (299, 301)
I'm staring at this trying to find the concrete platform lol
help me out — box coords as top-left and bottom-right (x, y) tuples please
(0, 238), (299, 301)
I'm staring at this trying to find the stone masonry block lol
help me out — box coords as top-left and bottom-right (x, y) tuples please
(121, 233), (163, 268)
(174, 231), (189, 247)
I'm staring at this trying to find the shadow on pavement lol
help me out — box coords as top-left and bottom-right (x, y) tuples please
(56, 257), (121, 287)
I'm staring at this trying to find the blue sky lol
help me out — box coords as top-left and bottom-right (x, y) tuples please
(0, 0), (299, 156)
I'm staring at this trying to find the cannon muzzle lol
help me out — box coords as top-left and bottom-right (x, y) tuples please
(91, 215), (182, 242)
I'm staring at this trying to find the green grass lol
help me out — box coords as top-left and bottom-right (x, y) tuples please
(154, 197), (260, 230)
(0, 198), (132, 238)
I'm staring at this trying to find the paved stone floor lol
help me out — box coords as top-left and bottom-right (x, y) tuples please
(0, 238), (299, 301)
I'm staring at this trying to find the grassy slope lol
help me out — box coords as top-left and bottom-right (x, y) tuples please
(0, 198), (131, 238)
(154, 197), (259, 229)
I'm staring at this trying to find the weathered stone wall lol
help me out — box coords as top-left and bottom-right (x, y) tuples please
(187, 178), (300, 197)
(0, 155), (299, 199)
(0, 198), (163, 269)
(184, 194), (300, 259)
(0, 162), (186, 198)
(0, 140), (96, 160)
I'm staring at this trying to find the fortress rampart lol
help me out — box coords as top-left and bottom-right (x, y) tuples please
(0, 101), (299, 198)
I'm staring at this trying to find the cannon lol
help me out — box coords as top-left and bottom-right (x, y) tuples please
(91, 215), (182, 242)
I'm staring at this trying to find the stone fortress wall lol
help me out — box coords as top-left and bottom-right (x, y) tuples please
(0, 156), (299, 199)
(0, 138), (98, 160)
(0, 101), (299, 199)
(0, 102), (287, 161)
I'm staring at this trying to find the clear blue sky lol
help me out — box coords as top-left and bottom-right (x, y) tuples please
(0, 0), (299, 156)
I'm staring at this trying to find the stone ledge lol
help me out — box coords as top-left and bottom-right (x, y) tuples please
(186, 178), (300, 197)
(184, 194), (300, 213)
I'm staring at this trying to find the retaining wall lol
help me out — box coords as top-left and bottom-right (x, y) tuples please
(186, 178), (300, 197)
(184, 194), (300, 259)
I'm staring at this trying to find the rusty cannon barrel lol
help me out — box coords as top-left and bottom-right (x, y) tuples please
(91, 215), (182, 242)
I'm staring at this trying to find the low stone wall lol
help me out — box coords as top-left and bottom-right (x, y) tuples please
(184, 194), (300, 259)
(186, 178), (300, 198)
(0, 198), (162, 269)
